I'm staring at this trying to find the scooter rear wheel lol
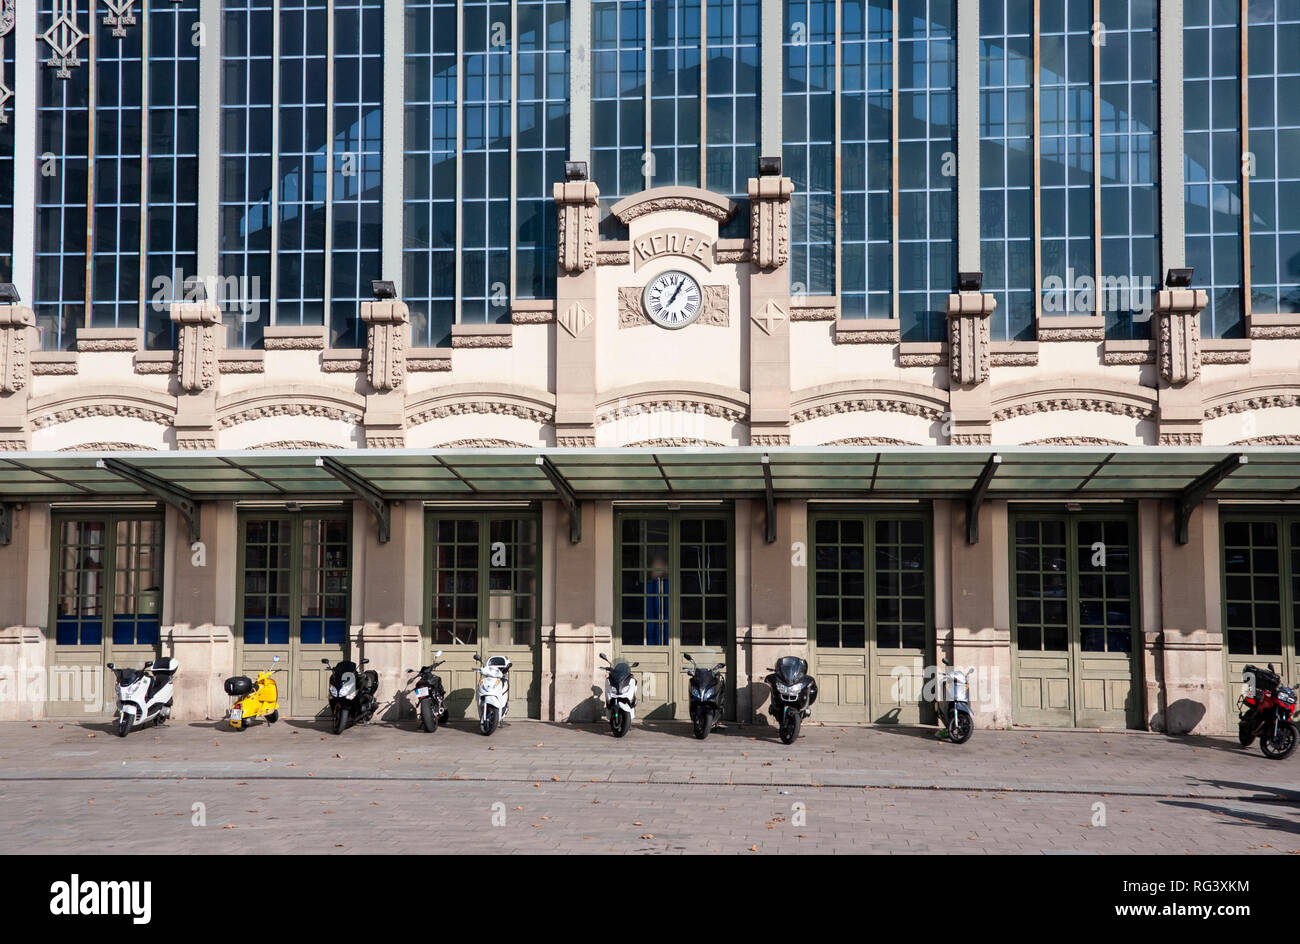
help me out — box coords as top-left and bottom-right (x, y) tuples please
(1238, 719), (1255, 746)
(266, 710), (279, 724)
(948, 712), (973, 745)
(116, 714), (130, 738)
(419, 699), (438, 733)
(779, 711), (801, 745)
(333, 706), (349, 735)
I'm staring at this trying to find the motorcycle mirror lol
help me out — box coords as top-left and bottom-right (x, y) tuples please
(406, 668), (414, 673)
(683, 653), (695, 662)
(942, 658), (951, 666)
(599, 652), (609, 662)
(321, 659), (330, 665)
(106, 663), (114, 670)
(434, 650), (443, 658)
(361, 658), (370, 665)
(713, 663), (725, 672)
(474, 653), (483, 663)
(272, 655), (281, 663)
(632, 662), (640, 668)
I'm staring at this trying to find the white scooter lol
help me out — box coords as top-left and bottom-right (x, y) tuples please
(600, 652), (639, 738)
(473, 653), (512, 736)
(935, 659), (974, 744)
(107, 658), (178, 738)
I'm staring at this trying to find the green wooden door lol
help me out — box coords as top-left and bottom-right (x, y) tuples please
(237, 512), (351, 719)
(425, 511), (541, 720)
(1011, 512), (1138, 728)
(47, 514), (164, 719)
(1221, 515), (1298, 714)
(809, 513), (931, 723)
(614, 511), (733, 721)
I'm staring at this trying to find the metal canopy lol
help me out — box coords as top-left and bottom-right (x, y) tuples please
(0, 448), (1298, 511)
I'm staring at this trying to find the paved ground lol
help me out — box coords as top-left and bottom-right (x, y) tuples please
(2, 716), (1298, 854)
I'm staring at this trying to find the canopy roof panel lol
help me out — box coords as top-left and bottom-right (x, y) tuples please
(1, 447), (1298, 504)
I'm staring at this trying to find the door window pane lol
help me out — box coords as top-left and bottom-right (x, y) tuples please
(619, 517), (671, 646)
(55, 520), (108, 646)
(430, 517), (480, 646)
(1224, 518), (1285, 655)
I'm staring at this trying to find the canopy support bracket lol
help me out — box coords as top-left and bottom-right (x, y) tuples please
(316, 456), (390, 544)
(0, 503), (11, 546)
(761, 454), (777, 543)
(537, 456), (581, 543)
(966, 453), (1002, 544)
(98, 458), (201, 543)
(1176, 453), (1247, 545)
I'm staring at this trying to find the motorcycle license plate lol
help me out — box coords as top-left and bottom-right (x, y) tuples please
(229, 708), (242, 721)
(414, 688), (429, 698)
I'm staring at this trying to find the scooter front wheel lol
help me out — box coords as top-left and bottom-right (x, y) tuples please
(266, 710), (279, 724)
(948, 711), (973, 745)
(419, 699), (438, 733)
(610, 708), (629, 738)
(481, 704), (500, 736)
(779, 710), (801, 745)
(333, 706), (350, 735)
(116, 713), (131, 738)
(1261, 720), (1298, 759)
(692, 711), (709, 740)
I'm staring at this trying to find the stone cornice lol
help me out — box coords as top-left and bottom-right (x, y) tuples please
(611, 186), (737, 224)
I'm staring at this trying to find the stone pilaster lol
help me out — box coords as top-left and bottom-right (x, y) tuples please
(945, 292), (996, 444)
(745, 499), (806, 723)
(0, 302), (34, 451)
(359, 299), (409, 392)
(552, 179), (601, 446)
(1154, 287), (1209, 445)
(1157, 498), (1227, 735)
(747, 175), (795, 444)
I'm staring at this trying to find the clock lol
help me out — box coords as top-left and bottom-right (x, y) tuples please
(642, 270), (703, 329)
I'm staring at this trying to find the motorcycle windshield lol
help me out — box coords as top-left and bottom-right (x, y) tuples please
(608, 664), (632, 688)
(774, 656), (807, 686)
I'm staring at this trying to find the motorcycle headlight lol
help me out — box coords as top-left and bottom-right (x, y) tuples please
(700, 687), (716, 701)
(338, 681), (356, 698)
(482, 676), (502, 690)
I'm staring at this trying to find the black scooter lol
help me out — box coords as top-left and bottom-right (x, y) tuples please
(683, 652), (725, 739)
(766, 656), (818, 745)
(322, 657), (379, 735)
(407, 649), (449, 733)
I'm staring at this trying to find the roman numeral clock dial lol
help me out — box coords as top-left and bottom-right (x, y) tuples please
(642, 270), (703, 329)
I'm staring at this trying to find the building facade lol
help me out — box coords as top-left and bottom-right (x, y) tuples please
(0, 0), (1297, 733)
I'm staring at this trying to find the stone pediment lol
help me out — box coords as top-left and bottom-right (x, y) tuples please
(610, 186), (737, 225)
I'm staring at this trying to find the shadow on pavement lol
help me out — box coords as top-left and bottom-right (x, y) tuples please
(1158, 798), (1300, 836)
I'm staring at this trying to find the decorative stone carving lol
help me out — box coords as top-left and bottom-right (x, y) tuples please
(747, 175), (794, 270)
(823, 436), (920, 446)
(1154, 288), (1208, 385)
(1159, 432), (1202, 445)
(750, 433), (791, 446)
(631, 228), (714, 271)
(792, 398), (944, 424)
(1023, 436), (1126, 446)
(614, 195), (733, 224)
(596, 249), (630, 266)
(596, 400), (747, 426)
(1201, 349), (1250, 365)
(408, 402), (553, 427)
(32, 405), (172, 429)
(555, 434), (597, 447)
(752, 300), (785, 336)
(554, 179), (600, 273)
(625, 437), (728, 447)
(217, 404), (363, 429)
(620, 286), (729, 329)
(0, 302), (35, 394)
(700, 286), (728, 326)
(43, 0), (87, 78)
(58, 441), (154, 452)
(170, 300), (222, 393)
(359, 299), (409, 391)
(618, 287), (645, 328)
(947, 291), (996, 386)
(558, 302), (592, 338)
(950, 432), (993, 445)
(1205, 394), (1300, 419)
(102, 0), (138, 37)
(790, 304), (836, 321)
(991, 398), (1154, 422)
(435, 438), (532, 448)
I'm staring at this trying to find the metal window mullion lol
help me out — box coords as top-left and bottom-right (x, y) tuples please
(11, 1), (35, 306)
(890, 0), (898, 319)
(84, 16), (96, 332)
(138, 0), (151, 342)
(1158, 0), (1184, 273)
(833, 0), (841, 298)
(1032, 0), (1042, 327)
(269, 0), (281, 324)
(510, 3), (518, 309)
(699, 0), (707, 188)
(454, 1), (462, 322)
(323, 0), (336, 338)
(1092, 0), (1102, 319)
(644, 0), (652, 188)
(1239, 0), (1251, 324)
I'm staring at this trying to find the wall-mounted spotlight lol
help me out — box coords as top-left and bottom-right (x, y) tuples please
(564, 161), (588, 181)
(758, 155), (782, 177)
(957, 272), (983, 292)
(371, 280), (397, 300)
(1165, 268), (1194, 288)
(0, 284), (19, 304)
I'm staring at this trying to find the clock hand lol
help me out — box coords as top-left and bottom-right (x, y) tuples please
(665, 278), (686, 310)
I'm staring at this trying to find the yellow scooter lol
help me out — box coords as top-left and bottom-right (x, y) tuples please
(224, 655), (284, 730)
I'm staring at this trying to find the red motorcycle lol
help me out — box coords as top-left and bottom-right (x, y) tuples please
(1238, 663), (1298, 760)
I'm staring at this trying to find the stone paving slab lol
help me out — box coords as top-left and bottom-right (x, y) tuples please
(1, 718), (1297, 853)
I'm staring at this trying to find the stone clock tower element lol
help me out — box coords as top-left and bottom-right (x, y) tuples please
(552, 170), (602, 447)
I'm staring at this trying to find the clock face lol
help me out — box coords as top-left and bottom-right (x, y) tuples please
(642, 270), (703, 329)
